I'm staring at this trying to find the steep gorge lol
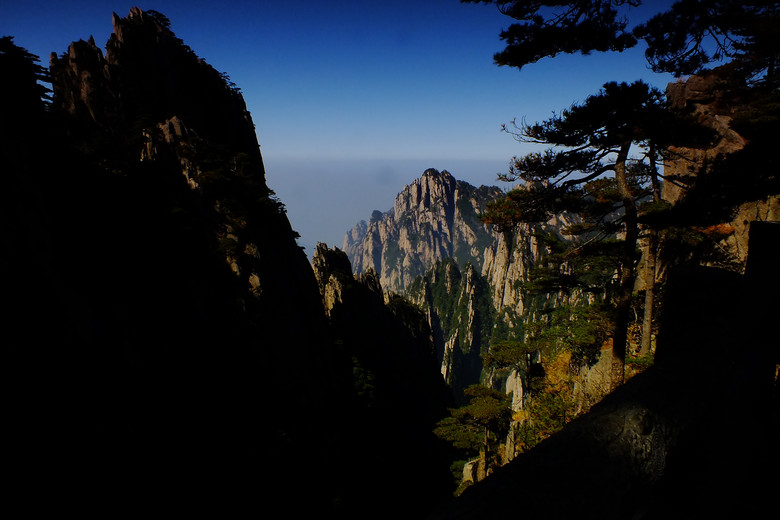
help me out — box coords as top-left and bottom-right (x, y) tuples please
(4, 7), (776, 517)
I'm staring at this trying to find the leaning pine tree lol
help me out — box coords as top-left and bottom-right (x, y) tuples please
(467, 0), (775, 376)
(482, 80), (683, 380)
(434, 384), (512, 480)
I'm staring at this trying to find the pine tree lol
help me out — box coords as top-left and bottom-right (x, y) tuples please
(466, 0), (778, 369)
(434, 384), (512, 475)
(461, 1), (639, 70)
(483, 81), (687, 374)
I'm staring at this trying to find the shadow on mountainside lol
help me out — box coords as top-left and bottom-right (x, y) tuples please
(428, 222), (779, 520)
(3, 18), (452, 515)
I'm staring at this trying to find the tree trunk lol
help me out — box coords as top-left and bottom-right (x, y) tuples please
(612, 141), (638, 380)
(639, 234), (657, 356)
(483, 425), (490, 470)
(639, 144), (662, 356)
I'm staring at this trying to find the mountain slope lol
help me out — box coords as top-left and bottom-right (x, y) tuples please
(3, 8), (336, 508)
(343, 168), (503, 293)
(345, 169), (585, 399)
(427, 255), (778, 519)
(4, 10), (456, 515)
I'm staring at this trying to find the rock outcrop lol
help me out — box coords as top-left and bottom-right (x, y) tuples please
(481, 211), (581, 317)
(6, 9), (348, 514)
(345, 168), (582, 315)
(348, 170), (585, 402)
(664, 73), (747, 204)
(406, 260), (495, 401)
(343, 168), (503, 293)
(311, 243), (455, 512)
(663, 72), (780, 271)
(50, 7), (260, 163)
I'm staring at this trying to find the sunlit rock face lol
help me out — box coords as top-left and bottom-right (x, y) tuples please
(344, 168), (583, 325)
(663, 74), (746, 204)
(343, 168), (502, 293)
(345, 169), (588, 405)
(481, 210), (581, 316)
(664, 73), (780, 271)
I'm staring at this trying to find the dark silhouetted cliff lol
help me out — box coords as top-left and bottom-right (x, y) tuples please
(3, 10), (453, 516)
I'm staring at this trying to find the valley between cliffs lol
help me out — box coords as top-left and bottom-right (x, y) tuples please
(2, 6), (777, 519)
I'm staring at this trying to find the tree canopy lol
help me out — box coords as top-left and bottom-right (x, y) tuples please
(463, 0), (779, 85)
(0, 36), (50, 126)
(462, 1), (639, 69)
(636, 0), (779, 85)
(434, 384), (512, 460)
(469, 0), (778, 371)
(485, 80), (667, 224)
(482, 80), (678, 364)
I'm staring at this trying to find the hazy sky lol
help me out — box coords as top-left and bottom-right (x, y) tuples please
(2, 1), (677, 255)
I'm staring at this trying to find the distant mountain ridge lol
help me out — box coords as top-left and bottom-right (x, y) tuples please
(343, 168), (504, 293)
(343, 168), (582, 312)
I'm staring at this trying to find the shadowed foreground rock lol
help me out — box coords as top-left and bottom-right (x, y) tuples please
(427, 222), (778, 519)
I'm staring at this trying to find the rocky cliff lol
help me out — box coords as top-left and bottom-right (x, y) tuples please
(4, 9), (438, 515)
(48, 7), (298, 308)
(347, 170), (585, 399)
(343, 168), (503, 293)
(50, 8), (260, 163)
(406, 260), (495, 399)
(311, 244), (455, 510)
(663, 72), (780, 271)
(663, 73), (747, 204)
(345, 169), (582, 312)
(45, 4), (332, 415)
(481, 211), (583, 319)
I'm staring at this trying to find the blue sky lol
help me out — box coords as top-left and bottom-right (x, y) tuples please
(1, 1), (678, 255)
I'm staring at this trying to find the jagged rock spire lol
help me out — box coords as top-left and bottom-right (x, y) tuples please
(343, 169), (503, 293)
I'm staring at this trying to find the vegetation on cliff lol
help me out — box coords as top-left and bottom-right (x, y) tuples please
(3, 3), (777, 517)
(416, 1), (779, 503)
(434, 384), (511, 489)
(425, 1), (779, 516)
(468, 0), (778, 377)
